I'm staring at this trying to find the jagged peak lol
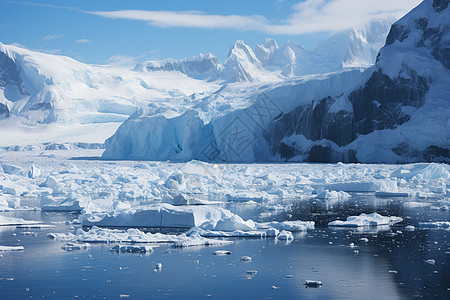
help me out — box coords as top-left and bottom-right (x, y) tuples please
(262, 38), (278, 50)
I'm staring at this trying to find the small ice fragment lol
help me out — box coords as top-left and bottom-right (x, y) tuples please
(304, 280), (322, 287)
(119, 295), (130, 298)
(360, 238), (369, 242)
(424, 259), (435, 265)
(61, 243), (91, 251)
(110, 244), (152, 254)
(284, 275), (293, 278)
(240, 256), (252, 262)
(213, 250), (231, 256)
(349, 242), (356, 248)
(271, 285), (280, 290)
(388, 270), (398, 274)
(405, 225), (415, 231)
(155, 263), (162, 269)
(354, 250), (359, 255)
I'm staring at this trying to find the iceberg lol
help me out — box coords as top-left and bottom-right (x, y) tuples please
(328, 213), (403, 227)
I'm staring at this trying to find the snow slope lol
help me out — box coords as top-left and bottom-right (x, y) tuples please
(0, 42), (219, 146)
(104, 0), (449, 163)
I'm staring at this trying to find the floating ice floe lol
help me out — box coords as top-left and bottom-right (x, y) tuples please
(48, 226), (232, 248)
(304, 280), (322, 287)
(328, 213), (402, 227)
(200, 214), (256, 231)
(80, 204), (233, 228)
(110, 244), (153, 253)
(0, 245), (24, 251)
(213, 250), (232, 255)
(240, 256), (252, 262)
(61, 242), (91, 251)
(257, 220), (315, 232)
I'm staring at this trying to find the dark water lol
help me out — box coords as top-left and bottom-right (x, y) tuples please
(0, 197), (449, 300)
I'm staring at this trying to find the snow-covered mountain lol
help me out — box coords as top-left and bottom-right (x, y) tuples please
(0, 16), (394, 147)
(103, 0), (449, 163)
(136, 18), (394, 82)
(0, 42), (219, 145)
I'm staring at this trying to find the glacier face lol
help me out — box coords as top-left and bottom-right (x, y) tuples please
(103, 0), (450, 163)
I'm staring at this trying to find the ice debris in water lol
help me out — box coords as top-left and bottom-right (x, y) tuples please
(304, 280), (322, 287)
(110, 244), (153, 254)
(61, 242), (91, 251)
(213, 250), (232, 256)
(240, 256), (252, 262)
(405, 225), (416, 231)
(48, 226), (233, 248)
(328, 213), (402, 227)
(424, 259), (435, 265)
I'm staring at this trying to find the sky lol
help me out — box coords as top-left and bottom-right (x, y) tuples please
(0, 0), (422, 67)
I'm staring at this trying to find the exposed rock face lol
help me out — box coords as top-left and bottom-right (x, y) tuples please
(266, 96), (355, 152)
(349, 69), (429, 135)
(263, 0), (449, 163)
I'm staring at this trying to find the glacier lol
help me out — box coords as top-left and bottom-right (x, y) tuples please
(103, 0), (450, 163)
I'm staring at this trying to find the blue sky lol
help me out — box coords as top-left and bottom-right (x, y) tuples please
(0, 0), (421, 66)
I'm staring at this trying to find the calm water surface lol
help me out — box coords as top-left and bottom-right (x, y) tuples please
(0, 195), (449, 299)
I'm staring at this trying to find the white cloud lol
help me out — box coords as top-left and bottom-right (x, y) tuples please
(76, 39), (91, 44)
(86, 0), (422, 34)
(88, 10), (266, 31)
(43, 34), (64, 41)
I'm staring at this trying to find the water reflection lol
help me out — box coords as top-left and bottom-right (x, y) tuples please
(0, 193), (449, 299)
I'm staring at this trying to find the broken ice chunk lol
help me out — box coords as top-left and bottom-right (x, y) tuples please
(240, 256), (252, 262)
(213, 250), (232, 256)
(110, 244), (153, 254)
(61, 242), (91, 251)
(304, 280), (322, 287)
(328, 213), (402, 227)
